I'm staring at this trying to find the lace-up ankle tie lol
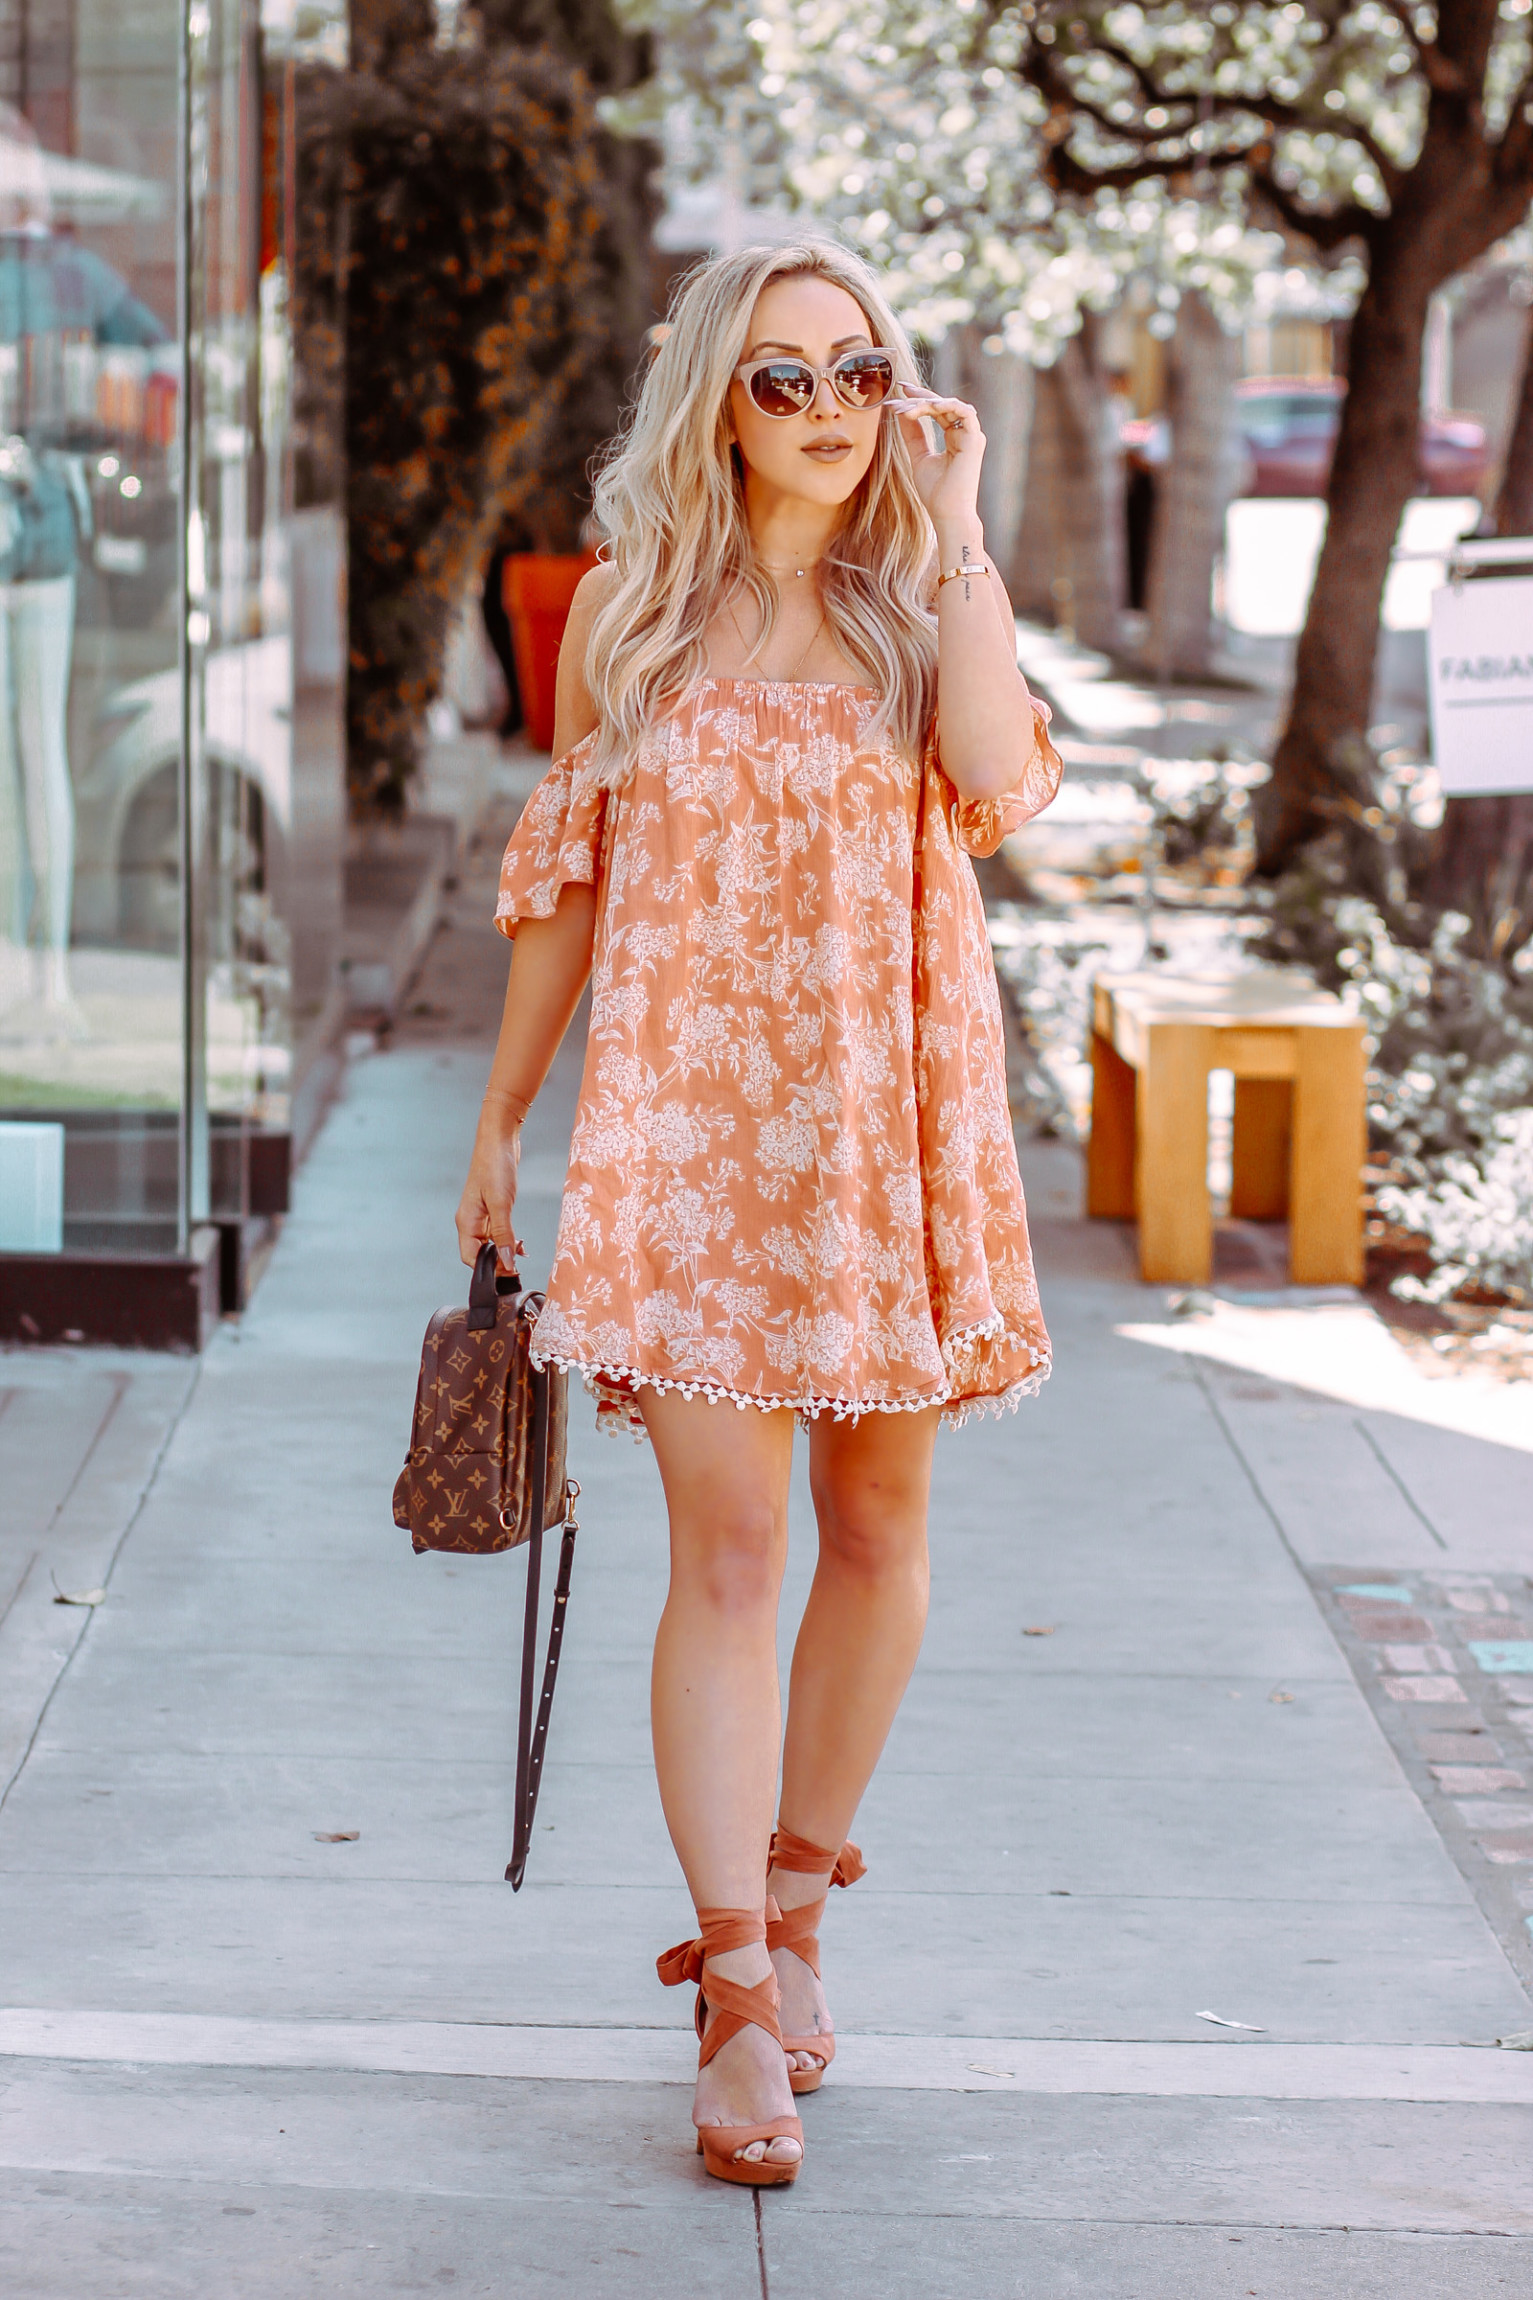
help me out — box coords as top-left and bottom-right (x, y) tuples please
(657, 1902), (803, 2187)
(765, 1830), (866, 2093)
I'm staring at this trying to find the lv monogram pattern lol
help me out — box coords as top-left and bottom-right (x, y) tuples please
(393, 1295), (568, 1554)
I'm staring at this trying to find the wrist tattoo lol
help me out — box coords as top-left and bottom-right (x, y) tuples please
(935, 545), (988, 600)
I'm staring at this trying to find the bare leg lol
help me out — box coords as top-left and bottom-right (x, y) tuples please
(643, 1387), (801, 2167)
(770, 1404), (938, 2069)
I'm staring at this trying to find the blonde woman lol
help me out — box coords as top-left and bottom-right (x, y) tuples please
(455, 240), (1059, 2185)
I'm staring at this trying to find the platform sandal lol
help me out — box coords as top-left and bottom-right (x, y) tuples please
(765, 1827), (866, 2095)
(657, 1903), (805, 2187)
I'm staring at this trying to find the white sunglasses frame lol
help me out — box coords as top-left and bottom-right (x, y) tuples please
(730, 349), (915, 418)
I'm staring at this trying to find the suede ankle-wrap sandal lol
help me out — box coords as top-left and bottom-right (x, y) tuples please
(766, 1827), (866, 2095)
(657, 1903), (804, 2187)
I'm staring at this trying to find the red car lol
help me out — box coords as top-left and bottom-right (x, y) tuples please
(1234, 377), (1487, 497)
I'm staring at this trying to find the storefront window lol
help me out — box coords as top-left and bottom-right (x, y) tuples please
(0, 0), (342, 1307)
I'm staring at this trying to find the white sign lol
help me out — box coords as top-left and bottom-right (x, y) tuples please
(1427, 574), (1533, 794)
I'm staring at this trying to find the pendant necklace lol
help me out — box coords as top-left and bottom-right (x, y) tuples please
(759, 555), (822, 582)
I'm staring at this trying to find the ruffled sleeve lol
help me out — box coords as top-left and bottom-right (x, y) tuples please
(940, 698), (1062, 860)
(494, 734), (608, 938)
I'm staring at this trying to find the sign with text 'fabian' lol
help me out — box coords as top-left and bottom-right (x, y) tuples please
(1428, 575), (1533, 794)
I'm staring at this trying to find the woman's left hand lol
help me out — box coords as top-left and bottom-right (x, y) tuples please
(896, 391), (985, 525)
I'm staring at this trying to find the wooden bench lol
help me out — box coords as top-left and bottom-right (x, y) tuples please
(1086, 968), (1366, 1286)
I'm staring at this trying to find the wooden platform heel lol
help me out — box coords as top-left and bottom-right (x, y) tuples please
(766, 1827), (866, 2095)
(657, 1903), (804, 2186)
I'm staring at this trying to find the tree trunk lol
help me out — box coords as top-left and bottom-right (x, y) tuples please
(1146, 291), (1242, 681)
(1011, 359), (1064, 624)
(1493, 304), (1533, 539)
(1253, 246), (1432, 871)
(1011, 317), (1123, 651)
(932, 325), (1034, 592)
(1253, 47), (1533, 876)
(1054, 318), (1125, 654)
(1423, 302), (1533, 948)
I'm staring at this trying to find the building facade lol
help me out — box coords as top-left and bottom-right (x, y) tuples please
(0, 0), (344, 1343)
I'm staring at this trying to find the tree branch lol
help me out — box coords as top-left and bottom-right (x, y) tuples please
(1379, 0), (1466, 94)
(1020, 22), (1402, 206)
(1429, 0), (1506, 94)
(1044, 137), (1248, 198)
(1248, 162), (1374, 254)
(1495, 57), (1533, 188)
(1245, 93), (1403, 203)
(1086, 26), (1192, 116)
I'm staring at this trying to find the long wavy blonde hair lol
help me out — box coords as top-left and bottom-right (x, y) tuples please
(585, 239), (937, 783)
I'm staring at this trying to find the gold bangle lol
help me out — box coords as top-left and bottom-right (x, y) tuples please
(936, 560), (991, 589)
(486, 1089), (531, 1125)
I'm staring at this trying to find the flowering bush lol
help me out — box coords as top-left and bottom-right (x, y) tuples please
(1256, 747), (1533, 1303)
(1375, 1113), (1533, 1307)
(989, 920), (1124, 1140)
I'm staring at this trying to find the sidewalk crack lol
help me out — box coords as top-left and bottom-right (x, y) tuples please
(1186, 1356), (1299, 1570)
(753, 2188), (770, 2299)
(45, 1372), (132, 1535)
(1351, 1416), (1448, 1549)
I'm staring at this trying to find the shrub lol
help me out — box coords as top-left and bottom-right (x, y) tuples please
(476, 0), (661, 555)
(1254, 741), (1533, 1303)
(296, 42), (604, 811)
(1375, 1111), (1533, 1307)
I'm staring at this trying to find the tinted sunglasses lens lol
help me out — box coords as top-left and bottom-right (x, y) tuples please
(833, 353), (895, 409)
(749, 361), (817, 416)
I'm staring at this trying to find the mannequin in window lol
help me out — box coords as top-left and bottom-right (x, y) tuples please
(0, 102), (168, 1037)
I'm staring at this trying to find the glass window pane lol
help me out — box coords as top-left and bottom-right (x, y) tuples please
(0, 0), (184, 1252)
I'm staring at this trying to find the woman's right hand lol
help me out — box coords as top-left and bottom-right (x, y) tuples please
(455, 1098), (526, 1270)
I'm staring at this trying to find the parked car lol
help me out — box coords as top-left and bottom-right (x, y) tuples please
(73, 634), (292, 950)
(1234, 377), (1487, 498)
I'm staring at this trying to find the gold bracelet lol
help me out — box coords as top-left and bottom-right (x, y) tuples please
(936, 560), (991, 589)
(486, 1089), (531, 1125)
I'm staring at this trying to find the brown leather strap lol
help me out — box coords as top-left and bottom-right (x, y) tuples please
(694, 1970), (783, 2069)
(769, 1826), (866, 1888)
(765, 1892), (826, 1979)
(656, 1903), (785, 2064)
(505, 1402), (578, 1892)
(657, 1904), (769, 1986)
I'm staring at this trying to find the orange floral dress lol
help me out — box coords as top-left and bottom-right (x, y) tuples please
(495, 676), (1059, 1436)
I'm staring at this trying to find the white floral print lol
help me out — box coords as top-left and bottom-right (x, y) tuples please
(495, 676), (1058, 1436)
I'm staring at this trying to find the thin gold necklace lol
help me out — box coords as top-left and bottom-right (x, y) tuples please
(728, 597), (826, 681)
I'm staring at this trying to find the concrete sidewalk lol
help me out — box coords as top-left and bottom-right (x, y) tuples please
(2, 835), (1532, 2295)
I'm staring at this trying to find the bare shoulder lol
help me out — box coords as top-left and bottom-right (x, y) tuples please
(568, 558), (620, 633)
(552, 560), (618, 758)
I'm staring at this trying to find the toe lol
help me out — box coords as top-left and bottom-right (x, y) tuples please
(738, 2140), (767, 2163)
(765, 2137), (802, 2165)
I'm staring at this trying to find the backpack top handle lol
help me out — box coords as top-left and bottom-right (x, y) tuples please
(467, 1239), (520, 1329)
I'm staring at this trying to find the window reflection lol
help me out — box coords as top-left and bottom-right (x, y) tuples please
(0, 0), (323, 1265)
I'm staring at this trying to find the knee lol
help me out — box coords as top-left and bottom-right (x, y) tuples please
(676, 1502), (785, 1620)
(811, 1473), (928, 1583)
